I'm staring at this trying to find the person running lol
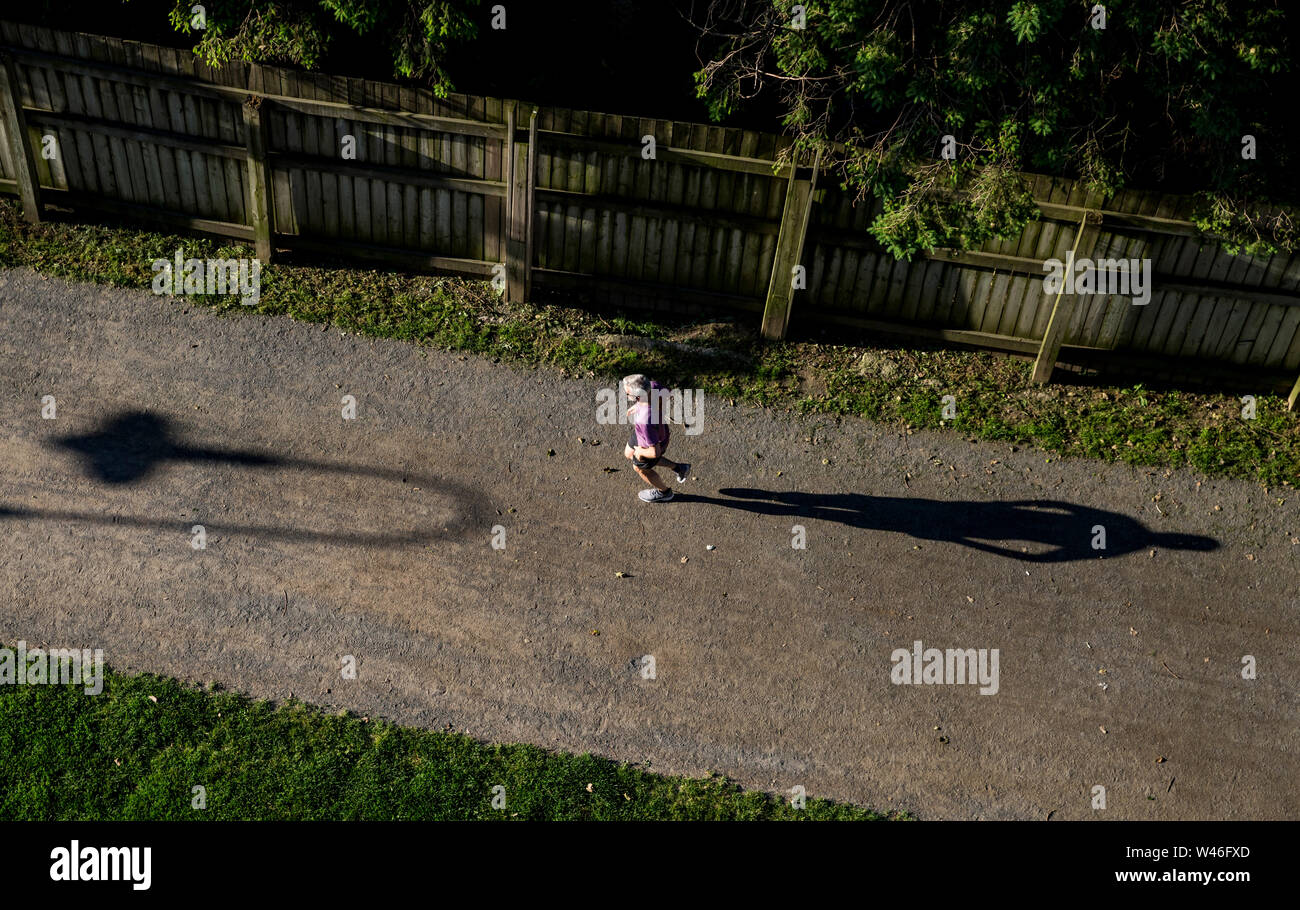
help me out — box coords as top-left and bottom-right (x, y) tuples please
(621, 374), (690, 502)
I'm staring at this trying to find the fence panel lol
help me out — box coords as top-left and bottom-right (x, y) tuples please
(1, 21), (1298, 390)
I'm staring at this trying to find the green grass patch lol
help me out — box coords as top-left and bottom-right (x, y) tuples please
(0, 661), (895, 821)
(2, 199), (1296, 486)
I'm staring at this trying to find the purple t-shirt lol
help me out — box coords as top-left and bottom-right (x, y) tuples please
(630, 381), (670, 449)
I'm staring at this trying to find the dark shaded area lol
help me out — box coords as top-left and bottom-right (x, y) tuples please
(22, 409), (494, 547)
(15, 0), (732, 126)
(53, 412), (275, 485)
(679, 488), (1218, 563)
(440, 0), (726, 124)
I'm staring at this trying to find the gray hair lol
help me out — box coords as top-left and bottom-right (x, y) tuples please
(622, 374), (649, 396)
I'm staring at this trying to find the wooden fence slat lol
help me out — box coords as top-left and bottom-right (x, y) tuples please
(505, 106), (535, 302)
(105, 38), (152, 207)
(760, 149), (820, 340)
(525, 109), (537, 299)
(315, 73), (339, 241)
(360, 79), (384, 246)
(242, 96), (273, 260)
(413, 86), (434, 255)
(562, 109), (586, 274)
(123, 43), (163, 208)
(0, 52), (41, 220)
(1031, 210), (1103, 383)
(467, 94), (485, 262)
(138, 45), (178, 206)
(382, 82), (404, 249)
(484, 96), (502, 264)
(298, 72), (323, 238)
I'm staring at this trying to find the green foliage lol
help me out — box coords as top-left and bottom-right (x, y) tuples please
(692, 0), (1298, 257)
(1191, 192), (1299, 257)
(157, 0), (480, 96)
(1007, 2), (1044, 43)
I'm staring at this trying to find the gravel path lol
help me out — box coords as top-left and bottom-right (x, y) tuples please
(1, 267), (1296, 819)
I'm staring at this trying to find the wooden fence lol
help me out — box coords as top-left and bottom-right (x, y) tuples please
(2, 21), (1300, 404)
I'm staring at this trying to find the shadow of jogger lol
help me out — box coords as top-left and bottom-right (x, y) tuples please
(51, 411), (275, 484)
(679, 488), (1219, 563)
(3, 409), (495, 548)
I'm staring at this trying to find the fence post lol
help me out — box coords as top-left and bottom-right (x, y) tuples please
(242, 96), (274, 262)
(761, 148), (820, 340)
(0, 52), (43, 223)
(1031, 209), (1102, 384)
(501, 102), (515, 279)
(506, 106), (536, 303)
(525, 109), (537, 301)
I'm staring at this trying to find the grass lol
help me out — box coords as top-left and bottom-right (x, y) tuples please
(0, 660), (896, 820)
(1, 198), (1296, 489)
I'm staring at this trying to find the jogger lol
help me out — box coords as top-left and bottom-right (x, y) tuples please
(621, 374), (690, 502)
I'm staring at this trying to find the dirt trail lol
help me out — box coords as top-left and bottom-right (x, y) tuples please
(1, 267), (1296, 819)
